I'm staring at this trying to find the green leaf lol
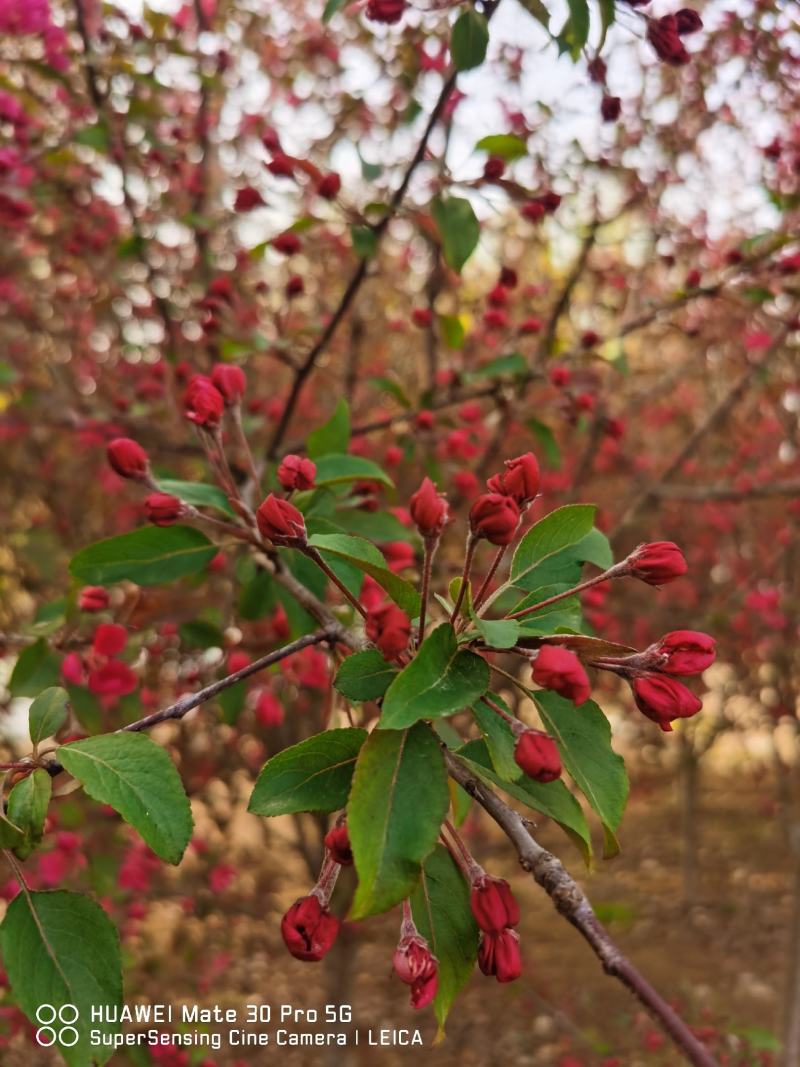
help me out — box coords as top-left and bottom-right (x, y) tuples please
(468, 352), (527, 378)
(509, 505), (598, 591)
(349, 724), (448, 918)
(431, 197), (480, 273)
(58, 733), (194, 865)
(7, 770), (51, 860)
(69, 526), (217, 587)
(566, 0), (591, 49)
(179, 619), (224, 649)
(0, 890), (122, 1067)
(248, 728), (367, 816)
(308, 533), (420, 616)
(513, 588), (584, 634)
(458, 739), (592, 864)
(535, 690), (628, 857)
(380, 624), (489, 728)
(334, 508), (415, 543)
(470, 614), (520, 650)
(307, 399), (351, 457)
(410, 845), (480, 1032)
(470, 694), (523, 782)
(335, 650), (398, 702)
(74, 122), (109, 151)
(0, 811), (25, 850)
(439, 314), (466, 349)
(451, 10), (489, 70)
(9, 639), (60, 697)
(527, 418), (561, 468)
(157, 479), (234, 515)
(475, 133), (528, 160)
(322, 0), (348, 21)
(519, 0), (550, 24)
(29, 686), (69, 746)
(350, 224), (378, 259)
(313, 453), (393, 488)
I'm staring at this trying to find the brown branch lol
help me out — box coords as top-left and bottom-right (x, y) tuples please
(265, 1), (503, 460)
(538, 222), (599, 361)
(614, 317), (796, 536)
(445, 752), (721, 1067)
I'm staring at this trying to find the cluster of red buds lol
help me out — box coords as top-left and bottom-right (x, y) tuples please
(645, 9), (703, 66)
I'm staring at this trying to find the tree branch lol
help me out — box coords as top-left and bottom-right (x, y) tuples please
(445, 751), (721, 1067)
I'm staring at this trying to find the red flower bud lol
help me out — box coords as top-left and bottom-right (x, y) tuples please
(647, 15), (690, 65)
(588, 56), (607, 83)
(469, 493), (521, 546)
(513, 728), (562, 783)
(631, 674), (703, 732)
(470, 875), (520, 933)
(93, 622), (127, 658)
(415, 410), (435, 430)
(107, 437), (149, 480)
(184, 375), (225, 428)
(601, 94), (621, 122)
(654, 630), (716, 676)
(478, 928), (522, 983)
(411, 307), (433, 328)
(393, 932), (438, 1009)
(144, 492), (185, 527)
(487, 452), (540, 505)
(272, 231), (302, 255)
(366, 0), (405, 22)
(211, 363), (246, 405)
(87, 660), (138, 699)
(675, 8), (703, 34)
(483, 156), (505, 181)
(61, 652), (85, 686)
(254, 689), (284, 727)
(234, 186), (264, 212)
(316, 172), (341, 199)
(531, 645), (590, 705)
(626, 541), (687, 585)
(324, 823), (353, 866)
(79, 586), (109, 612)
(365, 602), (411, 660)
(256, 494), (307, 546)
(278, 454), (317, 492)
(409, 477), (449, 538)
(281, 895), (340, 962)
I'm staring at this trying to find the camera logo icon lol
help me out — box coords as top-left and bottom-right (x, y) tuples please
(35, 1004), (80, 1048)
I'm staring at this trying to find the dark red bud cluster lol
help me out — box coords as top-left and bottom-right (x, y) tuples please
(144, 492), (185, 527)
(278, 454), (316, 492)
(646, 10), (701, 66)
(211, 363), (246, 405)
(469, 493), (521, 546)
(107, 437), (149, 480)
(365, 0), (405, 23)
(513, 728), (562, 783)
(184, 375), (225, 428)
(625, 541), (688, 585)
(365, 602), (411, 660)
(631, 674), (702, 732)
(531, 645), (590, 706)
(486, 452), (540, 506)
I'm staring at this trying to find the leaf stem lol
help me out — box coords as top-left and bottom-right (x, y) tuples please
(303, 547), (368, 619)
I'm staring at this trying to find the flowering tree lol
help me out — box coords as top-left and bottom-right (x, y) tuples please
(1, 0), (799, 1064)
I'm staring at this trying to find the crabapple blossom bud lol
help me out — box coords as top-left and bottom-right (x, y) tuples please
(272, 232), (302, 255)
(210, 363), (246, 405)
(256, 494), (307, 546)
(550, 365), (571, 387)
(93, 622), (127, 658)
(587, 56), (607, 82)
(411, 307), (432, 328)
(61, 652), (85, 686)
(647, 15), (690, 65)
(675, 8), (703, 33)
(513, 728), (562, 783)
(78, 586), (109, 612)
(87, 660), (138, 699)
(277, 454), (317, 492)
(478, 928), (522, 983)
(107, 437), (149, 480)
(316, 172), (341, 199)
(254, 689), (284, 727)
(470, 875), (520, 933)
(365, 602), (411, 660)
(415, 410), (435, 430)
(469, 493), (521, 546)
(626, 541), (687, 585)
(393, 930), (438, 1009)
(487, 452), (540, 505)
(234, 186), (264, 212)
(531, 645), (590, 705)
(409, 477), (449, 539)
(653, 631), (716, 675)
(324, 824), (353, 866)
(144, 492), (185, 527)
(366, 0), (405, 23)
(184, 375), (225, 428)
(281, 895), (340, 962)
(631, 674), (703, 732)
(601, 94), (622, 121)
(483, 156), (505, 181)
